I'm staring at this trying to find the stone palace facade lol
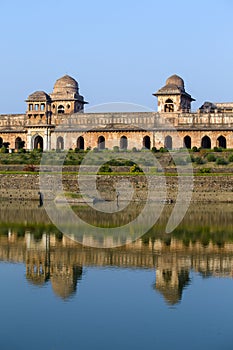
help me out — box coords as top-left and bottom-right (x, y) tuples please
(1, 74), (233, 151)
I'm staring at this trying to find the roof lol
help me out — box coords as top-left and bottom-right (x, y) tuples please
(53, 75), (79, 94)
(153, 74), (195, 101)
(26, 91), (51, 102)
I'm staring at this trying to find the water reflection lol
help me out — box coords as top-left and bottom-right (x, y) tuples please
(1, 220), (233, 304)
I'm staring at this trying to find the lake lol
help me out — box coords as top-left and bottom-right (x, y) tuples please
(0, 201), (233, 350)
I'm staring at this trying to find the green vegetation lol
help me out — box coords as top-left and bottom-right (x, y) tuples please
(216, 157), (228, 165)
(98, 164), (113, 173)
(206, 153), (216, 162)
(0, 148), (233, 175)
(130, 164), (143, 173)
(199, 167), (211, 174)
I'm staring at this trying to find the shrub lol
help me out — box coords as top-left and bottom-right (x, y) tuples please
(130, 164), (143, 173)
(192, 146), (199, 152)
(159, 147), (168, 153)
(0, 146), (8, 154)
(228, 154), (233, 162)
(199, 168), (211, 173)
(190, 155), (195, 162)
(216, 157), (228, 165)
(151, 147), (157, 153)
(213, 146), (223, 152)
(195, 157), (205, 164)
(1, 158), (9, 164)
(125, 160), (135, 166)
(35, 148), (43, 153)
(206, 153), (216, 162)
(98, 164), (112, 173)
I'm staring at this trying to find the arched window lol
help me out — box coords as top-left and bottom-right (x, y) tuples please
(217, 135), (226, 149)
(165, 135), (172, 149)
(120, 136), (128, 150)
(98, 136), (105, 150)
(35, 104), (39, 111)
(0, 137), (3, 148)
(56, 136), (64, 150)
(41, 103), (45, 111)
(164, 99), (174, 112)
(34, 135), (43, 150)
(15, 137), (24, 150)
(77, 136), (84, 150)
(184, 135), (191, 149)
(143, 135), (151, 149)
(57, 105), (65, 114)
(29, 104), (33, 111)
(201, 135), (211, 149)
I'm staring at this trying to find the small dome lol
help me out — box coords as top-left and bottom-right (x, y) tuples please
(51, 276), (76, 300)
(27, 91), (51, 101)
(166, 75), (184, 89)
(53, 75), (79, 94)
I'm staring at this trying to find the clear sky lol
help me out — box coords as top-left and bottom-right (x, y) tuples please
(1, 0), (233, 113)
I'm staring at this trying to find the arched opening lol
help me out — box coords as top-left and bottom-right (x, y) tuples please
(165, 135), (172, 149)
(34, 135), (43, 150)
(120, 136), (128, 150)
(143, 135), (151, 149)
(56, 136), (64, 150)
(164, 99), (174, 112)
(0, 137), (3, 148)
(77, 136), (84, 150)
(201, 136), (211, 149)
(15, 137), (24, 150)
(98, 136), (105, 150)
(217, 135), (226, 149)
(183, 135), (191, 149)
(57, 105), (65, 114)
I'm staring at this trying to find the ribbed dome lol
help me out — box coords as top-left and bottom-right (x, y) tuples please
(166, 75), (184, 89)
(53, 75), (79, 94)
(27, 91), (51, 101)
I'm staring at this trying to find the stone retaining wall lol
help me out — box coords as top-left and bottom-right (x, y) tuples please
(0, 174), (233, 202)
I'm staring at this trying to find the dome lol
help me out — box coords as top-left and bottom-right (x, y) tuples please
(27, 91), (51, 102)
(53, 75), (79, 94)
(51, 276), (76, 300)
(166, 75), (184, 89)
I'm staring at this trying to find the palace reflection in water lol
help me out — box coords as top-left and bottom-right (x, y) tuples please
(1, 226), (233, 305)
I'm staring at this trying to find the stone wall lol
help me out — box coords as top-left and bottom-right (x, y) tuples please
(1, 173), (233, 202)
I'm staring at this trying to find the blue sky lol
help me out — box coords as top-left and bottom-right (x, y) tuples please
(0, 0), (233, 113)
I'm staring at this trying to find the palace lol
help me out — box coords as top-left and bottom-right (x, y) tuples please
(1, 74), (233, 151)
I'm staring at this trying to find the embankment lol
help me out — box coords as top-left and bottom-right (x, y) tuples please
(0, 173), (233, 203)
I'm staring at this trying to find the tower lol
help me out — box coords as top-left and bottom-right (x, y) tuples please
(26, 91), (52, 125)
(153, 74), (195, 113)
(49, 75), (88, 115)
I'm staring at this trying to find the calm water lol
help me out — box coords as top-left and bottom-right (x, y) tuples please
(0, 202), (233, 350)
